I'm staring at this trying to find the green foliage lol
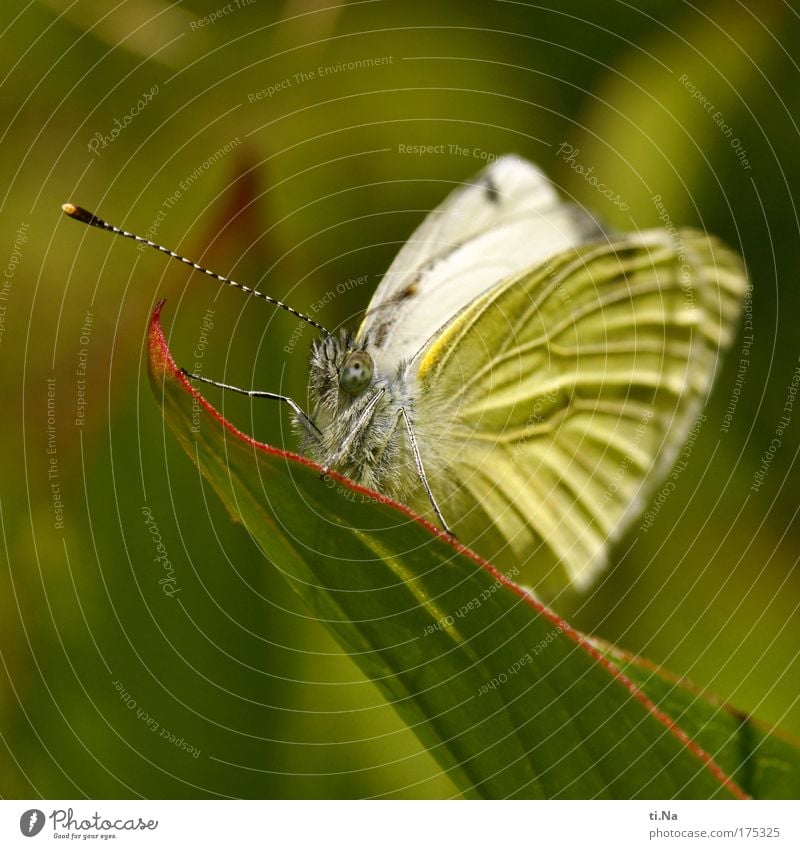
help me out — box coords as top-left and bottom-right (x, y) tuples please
(3, 0), (799, 799)
(149, 303), (799, 799)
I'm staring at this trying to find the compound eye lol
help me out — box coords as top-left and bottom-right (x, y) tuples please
(339, 351), (373, 395)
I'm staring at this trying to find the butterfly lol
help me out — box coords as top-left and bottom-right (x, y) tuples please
(63, 155), (747, 595)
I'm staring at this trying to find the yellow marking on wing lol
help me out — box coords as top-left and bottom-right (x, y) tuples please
(416, 299), (485, 383)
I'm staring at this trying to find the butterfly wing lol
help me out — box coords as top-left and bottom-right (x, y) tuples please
(412, 230), (747, 592)
(357, 155), (603, 364)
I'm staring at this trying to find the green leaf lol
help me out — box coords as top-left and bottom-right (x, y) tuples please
(148, 300), (752, 799)
(594, 641), (800, 800)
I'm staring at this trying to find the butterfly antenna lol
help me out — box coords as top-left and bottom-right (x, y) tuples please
(61, 203), (331, 336)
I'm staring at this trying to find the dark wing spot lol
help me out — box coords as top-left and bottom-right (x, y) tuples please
(482, 176), (501, 204)
(400, 282), (418, 299)
(373, 321), (392, 346)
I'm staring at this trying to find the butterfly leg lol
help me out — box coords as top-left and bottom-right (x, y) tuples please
(318, 388), (386, 478)
(399, 407), (456, 539)
(180, 369), (321, 437)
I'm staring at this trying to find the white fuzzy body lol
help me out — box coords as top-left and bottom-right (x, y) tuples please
(297, 330), (433, 501)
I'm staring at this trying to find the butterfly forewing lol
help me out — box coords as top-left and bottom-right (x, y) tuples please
(357, 155), (603, 363)
(412, 230), (747, 592)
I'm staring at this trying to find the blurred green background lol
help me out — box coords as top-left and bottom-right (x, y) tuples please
(1, 0), (798, 798)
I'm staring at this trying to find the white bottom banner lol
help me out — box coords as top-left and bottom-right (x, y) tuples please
(1, 799), (796, 848)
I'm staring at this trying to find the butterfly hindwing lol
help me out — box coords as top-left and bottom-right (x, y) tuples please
(413, 229), (747, 591)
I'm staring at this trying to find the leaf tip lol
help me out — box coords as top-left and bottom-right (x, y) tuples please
(148, 299), (180, 387)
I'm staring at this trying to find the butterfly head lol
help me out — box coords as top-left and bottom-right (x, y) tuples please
(308, 329), (377, 409)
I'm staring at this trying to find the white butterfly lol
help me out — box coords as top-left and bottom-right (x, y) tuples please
(291, 157), (745, 591)
(63, 155), (747, 595)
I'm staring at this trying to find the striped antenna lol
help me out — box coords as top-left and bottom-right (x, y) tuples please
(61, 203), (331, 335)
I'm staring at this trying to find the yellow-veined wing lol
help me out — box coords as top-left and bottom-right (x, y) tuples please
(413, 230), (747, 593)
